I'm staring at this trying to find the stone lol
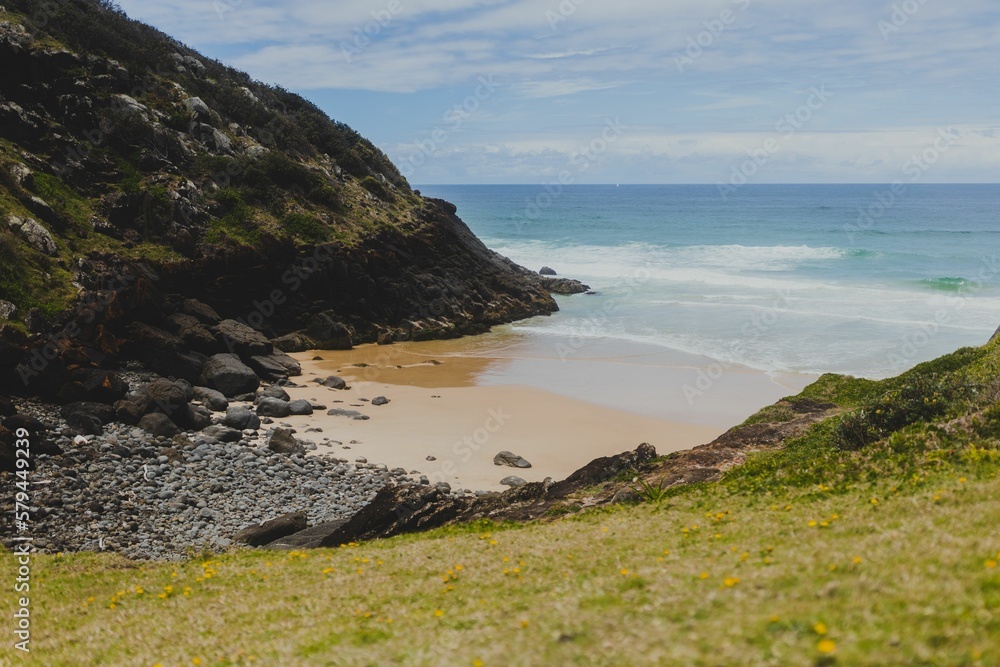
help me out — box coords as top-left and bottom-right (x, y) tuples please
(287, 399), (314, 416)
(0, 300), (15, 320)
(138, 413), (180, 438)
(326, 408), (369, 421)
(233, 511), (308, 547)
(267, 427), (305, 455)
(183, 96), (212, 118)
(141, 378), (191, 415)
(256, 397), (291, 418)
(611, 489), (641, 504)
(247, 354), (292, 381)
(199, 354), (260, 397)
(317, 375), (347, 390)
(201, 425), (242, 442)
(6, 214), (57, 255)
(113, 399), (143, 425)
(494, 450), (532, 469)
(500, 476), (527, 488)
(538, 276), (590, 295)
(223, 406), (260, 430)
(371, 396), (390, 406)
(539, 266), (557, 275)
(261, 519), (349, 549)
(261, 385), (291, 401)
(193, 386), (228, 412)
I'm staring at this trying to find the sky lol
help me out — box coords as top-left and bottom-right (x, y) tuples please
(115, 0), (1000, 185)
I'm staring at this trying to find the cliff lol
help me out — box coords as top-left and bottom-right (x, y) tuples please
(0, 0), (562, 399)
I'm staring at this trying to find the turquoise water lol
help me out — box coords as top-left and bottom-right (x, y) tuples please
(416, 184), (1000, 378)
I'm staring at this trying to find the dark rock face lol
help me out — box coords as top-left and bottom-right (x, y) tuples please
(233, 511), (308, 547)
(539, 267), (557, 276)
(199, 354), (260, 397)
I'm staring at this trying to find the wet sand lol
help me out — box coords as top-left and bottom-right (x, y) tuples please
(270, 332), (815, 492)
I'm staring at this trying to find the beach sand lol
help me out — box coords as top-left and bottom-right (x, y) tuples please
(266, 331), (816, 492)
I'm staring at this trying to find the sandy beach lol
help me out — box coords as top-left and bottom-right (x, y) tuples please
(268, 332), (816, 492)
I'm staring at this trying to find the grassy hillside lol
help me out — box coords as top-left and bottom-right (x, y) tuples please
(5, 340), (1000, 665)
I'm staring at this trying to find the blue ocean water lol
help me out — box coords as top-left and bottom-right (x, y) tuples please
(417, 184), (1000, 379)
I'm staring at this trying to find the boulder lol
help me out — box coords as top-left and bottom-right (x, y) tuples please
(213, 319), (272, 358)
(539, 266), (557, 276)
(6, 214), (57, 255)
(256, 397), (291, 418)
(494, 450), (532, 469)
(287, 399), (313, 416)
(500, 476), (527, 488)
(0, 396), (15, 417)
(223, 406), (260, 430)
(60, 401), (116, 424)
(193, 386), (228, 412)
(141, 378), (190, 415)
(148, 350), (206, 383)
(233, 511), (308, 547)
(371, 396), (390, 406)
(199, 354), (259, 397)
(260, 385), (290, 401)
(538, 276), (590, 295)
(247, 354), (291, 381)
(267, 427), (305, 455)
(317, 375), (347, 390)
(138, 413), (180, 438)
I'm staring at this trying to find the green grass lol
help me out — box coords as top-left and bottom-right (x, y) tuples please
(3, 462), (997, 666)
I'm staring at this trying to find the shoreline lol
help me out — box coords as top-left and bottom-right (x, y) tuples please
(279, 334), (816, 491)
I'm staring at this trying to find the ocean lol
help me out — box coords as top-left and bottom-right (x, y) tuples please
(416, 184), (1000, 379)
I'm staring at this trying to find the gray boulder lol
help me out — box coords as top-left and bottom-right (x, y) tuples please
(6, 215), (57, 256)
(500, 476), (527, 488)
(539, 266), (557, 275)
(371, 396), (390, 406)
(256, 397), (291, 418)
(316, 375), (347, 390)
(223, 406), (260, 430)
(182, 404), (213, 431)
(260, 385), (290, 401)
(287, 399), (314, 416)
(494, 450), (532, 469)
(199, 353), (260, 397)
